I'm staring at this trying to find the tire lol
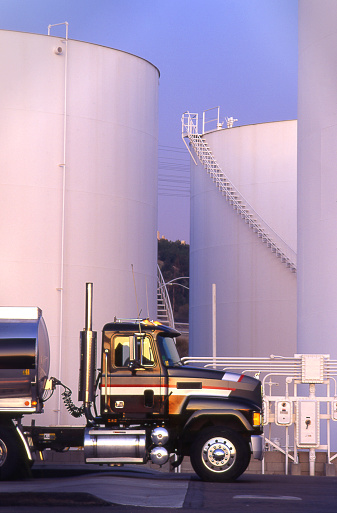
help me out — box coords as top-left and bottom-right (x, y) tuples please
(190, 426), (251, 482)
(0, 425), (23, 480)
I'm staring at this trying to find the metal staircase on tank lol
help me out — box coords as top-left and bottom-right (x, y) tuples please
(157, 265), (175, 327)
(181, 110), (297, 273)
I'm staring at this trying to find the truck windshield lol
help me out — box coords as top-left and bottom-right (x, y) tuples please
(157, 335), (182, 367)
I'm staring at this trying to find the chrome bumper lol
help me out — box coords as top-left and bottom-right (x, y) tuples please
(250, 434), (264, 460)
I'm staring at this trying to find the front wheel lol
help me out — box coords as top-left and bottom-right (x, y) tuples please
(190, 426), (251, 482)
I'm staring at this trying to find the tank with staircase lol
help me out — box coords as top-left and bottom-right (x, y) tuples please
(181, 111), (296, 273)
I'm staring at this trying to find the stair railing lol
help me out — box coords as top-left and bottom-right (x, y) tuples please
(157, 265), (175, 328)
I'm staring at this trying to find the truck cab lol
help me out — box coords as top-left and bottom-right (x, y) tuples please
(101, 321), (180, 419)
(95, 319), (263, 481)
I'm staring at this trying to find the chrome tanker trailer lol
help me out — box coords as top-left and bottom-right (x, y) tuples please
(0, 284), (263, 481)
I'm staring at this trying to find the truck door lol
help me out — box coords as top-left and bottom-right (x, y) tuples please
(101, 331), (166, 417)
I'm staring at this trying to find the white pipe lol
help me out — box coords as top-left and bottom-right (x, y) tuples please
(285, 425), (289, 475)
(293, 382), (299, 466)
(327, 380), (331, 464)
(56, 25), (68, 425)
(48, 21), (69, 36)
(309, 447), (316, 477)
(309, 384), (316, 477)
(212, 283), (216, 368)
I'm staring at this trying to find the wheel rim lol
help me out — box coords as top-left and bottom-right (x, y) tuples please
(0, 439), (7, 467)
(201, 436), (236, 473)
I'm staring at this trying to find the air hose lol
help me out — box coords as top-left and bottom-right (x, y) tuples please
(50, 377), (85, 418)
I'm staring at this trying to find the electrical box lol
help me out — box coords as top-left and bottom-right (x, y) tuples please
(276, 400), (292, 426)
(296, 400), (319, 447)
(331, 400), (337, 421)
(299, 354), (325, 383)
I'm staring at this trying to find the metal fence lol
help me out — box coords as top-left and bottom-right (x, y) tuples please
(182, 353), (337, 475)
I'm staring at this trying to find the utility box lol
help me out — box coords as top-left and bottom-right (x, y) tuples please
(296, 400), (319, 447)
(299, 354), (325, 384)
(276, 400), (292, 426)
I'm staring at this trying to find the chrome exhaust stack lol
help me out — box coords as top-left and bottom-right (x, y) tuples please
(78, 283), (97, 422)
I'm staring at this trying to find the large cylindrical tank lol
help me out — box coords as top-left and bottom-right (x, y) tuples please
(190, 120), (297, 357)
(0, 30), (159, 424)
(297, 1), (337, 359)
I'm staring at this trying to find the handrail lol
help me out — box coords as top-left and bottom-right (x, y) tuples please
(202, 106), (221, 133)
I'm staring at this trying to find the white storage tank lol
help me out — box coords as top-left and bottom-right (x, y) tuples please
(0, 30), (159, 424)
(189, 120), (297, 357)
(297, 0), (337, 359)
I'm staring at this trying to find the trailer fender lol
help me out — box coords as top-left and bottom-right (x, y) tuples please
(16, 425), (32, 463)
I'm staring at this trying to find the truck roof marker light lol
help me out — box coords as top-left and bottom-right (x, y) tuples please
(141, 319), (161, 327)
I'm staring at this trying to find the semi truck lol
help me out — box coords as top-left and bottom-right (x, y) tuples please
(0, 283), (263, 481)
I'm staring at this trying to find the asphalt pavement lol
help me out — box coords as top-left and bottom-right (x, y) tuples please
(0, 465), (336, 512)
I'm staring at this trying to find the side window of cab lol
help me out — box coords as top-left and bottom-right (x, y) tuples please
(114, 336), (131, 367)
(104, 333), (156, 369)
(140, 336), (155, 366)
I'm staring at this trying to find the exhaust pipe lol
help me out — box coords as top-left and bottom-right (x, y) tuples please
(78, 283), (97, 422)
(85, 281), (93, 332)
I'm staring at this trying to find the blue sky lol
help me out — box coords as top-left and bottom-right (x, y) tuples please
(0, 0), (298, 242)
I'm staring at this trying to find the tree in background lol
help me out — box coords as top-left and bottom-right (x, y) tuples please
(158, 239), (189, 356)
(158, 239), (189, 322)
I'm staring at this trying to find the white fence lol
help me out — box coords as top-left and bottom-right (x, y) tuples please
(182, 353), (337, 475)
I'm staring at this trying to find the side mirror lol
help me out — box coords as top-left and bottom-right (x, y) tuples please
(128, 360), (145, 375)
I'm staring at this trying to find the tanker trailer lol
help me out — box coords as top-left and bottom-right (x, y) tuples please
(0, 306), (49, 478)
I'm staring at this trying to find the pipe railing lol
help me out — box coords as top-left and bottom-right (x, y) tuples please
(182, 353), (337, 476)
(157, 265), (175, 328)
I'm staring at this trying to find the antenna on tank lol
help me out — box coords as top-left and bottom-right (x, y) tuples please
(131, 264), (140, 318)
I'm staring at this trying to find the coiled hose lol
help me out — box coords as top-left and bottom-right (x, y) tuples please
(50, 377), (85, 418)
